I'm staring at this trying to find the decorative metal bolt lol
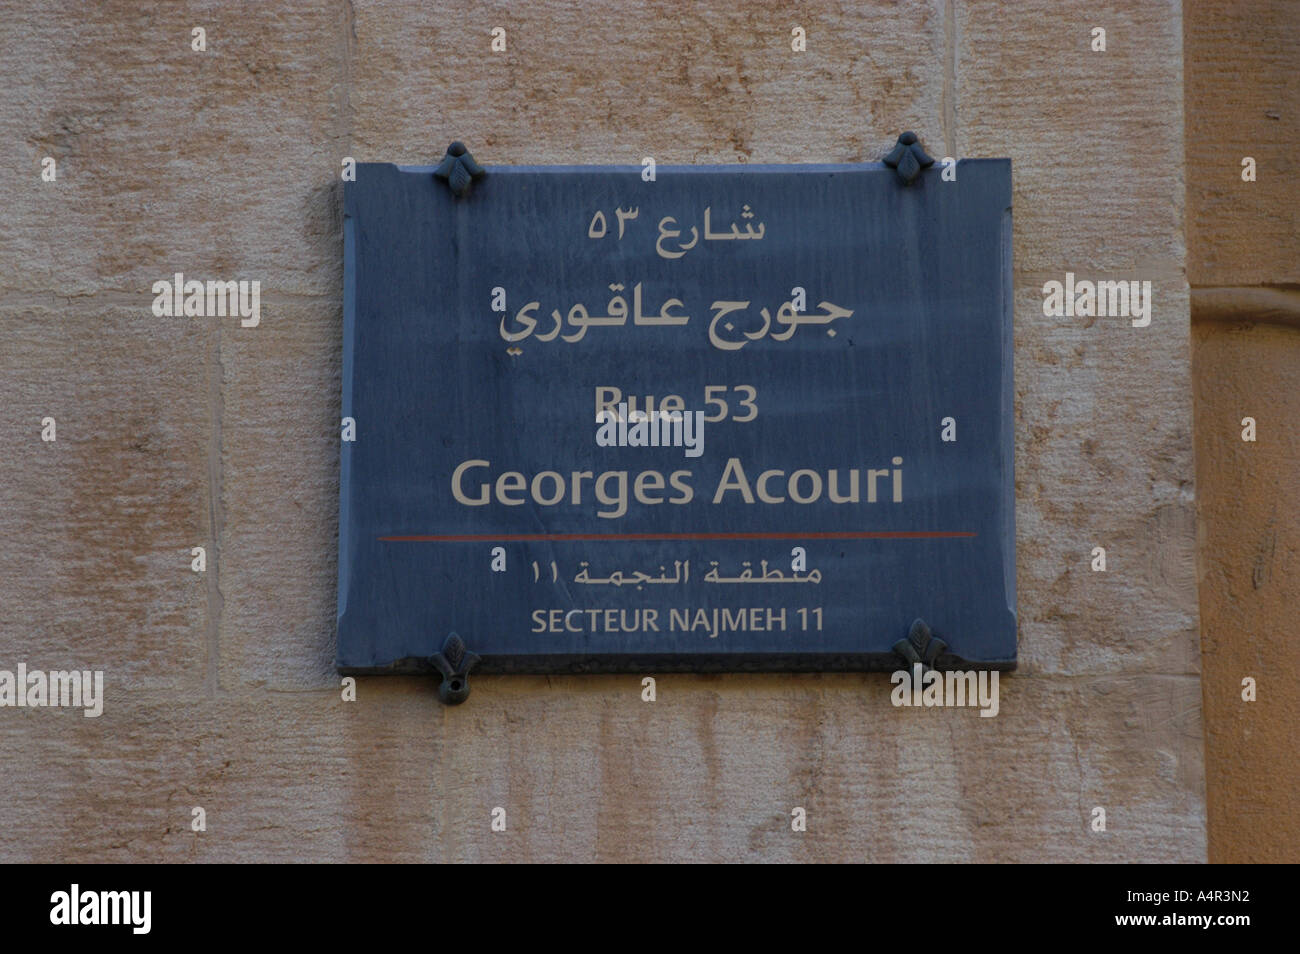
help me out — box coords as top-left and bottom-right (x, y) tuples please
(431, 632), (480, 705)
(882, 131), (934, 186)
(893, 618), (948, 671)
(433, 141), (485, 197)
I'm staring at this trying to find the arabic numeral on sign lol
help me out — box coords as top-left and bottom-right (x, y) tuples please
(703, 385), (727, 422)
(734, 385), (757, 422)
(703, 384), (758, 423)
(796, 607), (823, 631)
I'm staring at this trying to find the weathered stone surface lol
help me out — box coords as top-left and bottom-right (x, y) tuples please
(956, 1), (1186, 274)
(0, 0), (1206, 862)
(0, 673), (1203, 862)
(0, 1), (344, 301)
(1013, 280), (1199, 676)
(1185, 0), (1299, 287)
(952, 5), (1198, 675)
(349, 0), (948, 165)
(0, 307), (211, 691)
(1184, 0), (1299, 864)
(217, 303), (340, 689)
(1193, 321), (1300, 863)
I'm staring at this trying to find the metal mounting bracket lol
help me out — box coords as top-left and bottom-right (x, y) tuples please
(432, 141), (486, 197)
(892, 618), (948, 672)
(882, 131), (934, 185)
(430, 632), (480, 705)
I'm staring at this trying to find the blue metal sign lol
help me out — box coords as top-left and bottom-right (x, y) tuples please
(338, 156), (1015, 681)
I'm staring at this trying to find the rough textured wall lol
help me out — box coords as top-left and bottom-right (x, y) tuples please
(1185, 0), (1296, 289)
(0, 1), (1203, 862)
(1185, 0), (1299, 863)
(1192, 323), (1300, 864)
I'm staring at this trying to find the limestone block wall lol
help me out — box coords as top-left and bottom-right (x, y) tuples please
(1185, 0), (1299, 864)
(0, 1), (1204, 862)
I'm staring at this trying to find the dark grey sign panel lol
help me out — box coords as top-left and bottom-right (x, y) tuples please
(338, 158), (1015, 678)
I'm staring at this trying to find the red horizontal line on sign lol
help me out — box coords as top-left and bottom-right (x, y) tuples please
(380, 531), (977, 542)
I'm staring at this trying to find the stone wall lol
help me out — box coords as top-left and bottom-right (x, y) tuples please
(1185, 0), (1299, 864)
(0, 1), (1204, 862)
